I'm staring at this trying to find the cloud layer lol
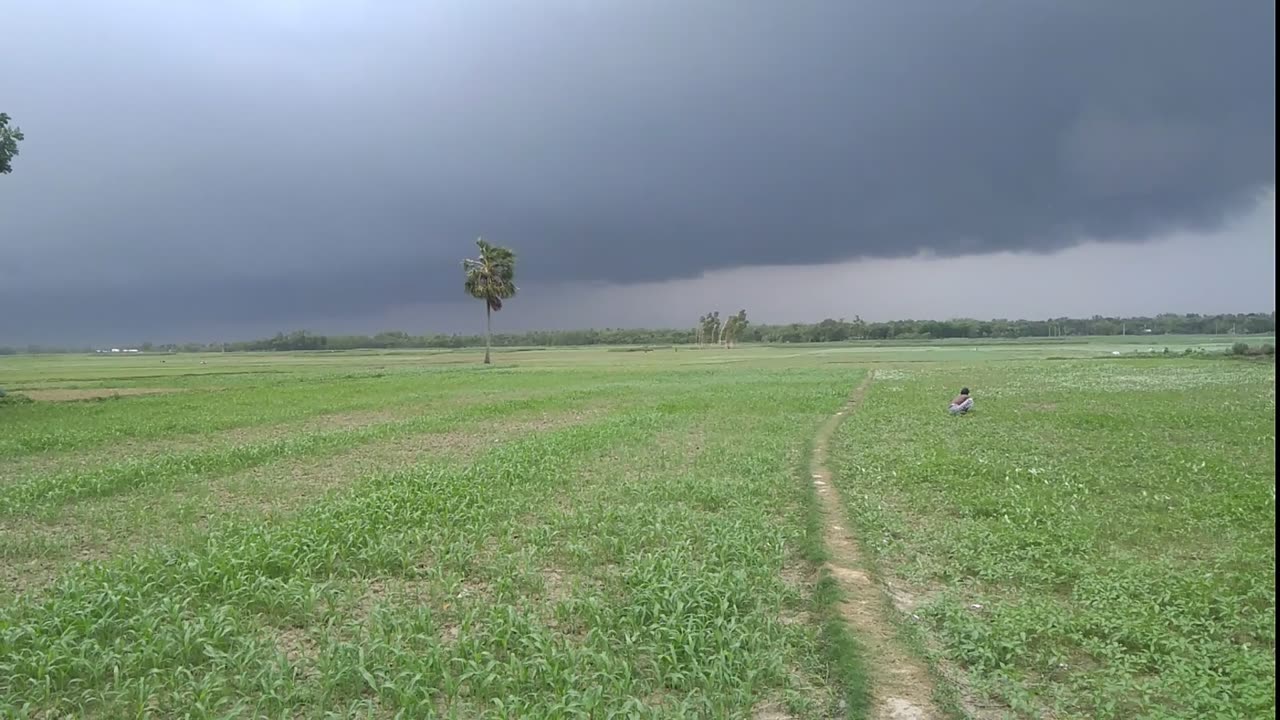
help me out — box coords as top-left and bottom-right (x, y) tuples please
(1, 1), (1274, 341)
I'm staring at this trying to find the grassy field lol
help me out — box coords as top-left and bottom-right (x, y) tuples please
(830, 359), (1275, 718)
(0, 338), (1274, 718)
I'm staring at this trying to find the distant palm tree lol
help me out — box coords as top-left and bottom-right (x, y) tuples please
(462, 238), (517, 364)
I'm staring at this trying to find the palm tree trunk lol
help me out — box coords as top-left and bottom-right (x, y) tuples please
(484, 305), (492, 364)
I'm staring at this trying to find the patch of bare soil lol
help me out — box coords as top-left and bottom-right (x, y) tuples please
(810, 372), (942, 720)
(269, 626), (320, 679)
(752, 700), (798, 719)
(21, 387), (182, 402)
(0, 559), (60, 603)
(354, 576), (441, 619)
(538, 567), (573, 604)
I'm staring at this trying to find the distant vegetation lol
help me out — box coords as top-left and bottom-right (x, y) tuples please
(2, 312), (1273, 355)
(1230, 341), (1276, 357)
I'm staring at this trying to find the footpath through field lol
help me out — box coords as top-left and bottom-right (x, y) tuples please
(811, 372), (940, 720)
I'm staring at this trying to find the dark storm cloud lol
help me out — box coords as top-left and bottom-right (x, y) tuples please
(0, 0), (1274, 342)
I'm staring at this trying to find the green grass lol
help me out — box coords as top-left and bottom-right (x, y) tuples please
(1, 344), (1274, 718)
(830, 360), (1275, 719)
(0, 354), (862, 718)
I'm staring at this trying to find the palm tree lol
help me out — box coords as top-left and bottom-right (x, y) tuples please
(462, 238), (517, 364)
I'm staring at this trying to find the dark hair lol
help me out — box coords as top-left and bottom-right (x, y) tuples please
(960, 387), (970, 395)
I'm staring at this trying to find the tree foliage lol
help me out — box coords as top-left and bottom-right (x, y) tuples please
(717, 309), (749, 348)
(0, 113), (24, 175)
(462, 238), (517, 364)
(697, 312), (722, 347)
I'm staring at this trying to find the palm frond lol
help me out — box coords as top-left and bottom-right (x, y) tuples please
(462, 237), (518, 310)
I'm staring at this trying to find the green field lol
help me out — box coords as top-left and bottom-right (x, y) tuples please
(0, 339), (1274, 719)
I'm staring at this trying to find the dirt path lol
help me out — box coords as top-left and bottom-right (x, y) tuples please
(811, 372), (941, 720)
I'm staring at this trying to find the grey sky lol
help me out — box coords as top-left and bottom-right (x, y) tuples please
(1, 1), (1274, 344)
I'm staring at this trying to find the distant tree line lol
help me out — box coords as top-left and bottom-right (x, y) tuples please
(745, 312), (1275, 343)
(0, 312), (1272, 355)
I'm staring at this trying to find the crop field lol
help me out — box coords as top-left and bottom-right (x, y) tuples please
(0, 338), (1274, 719)
(831, 360), (1276, 718)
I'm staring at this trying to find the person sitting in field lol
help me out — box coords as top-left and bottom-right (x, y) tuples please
(949, 387), (974, 415)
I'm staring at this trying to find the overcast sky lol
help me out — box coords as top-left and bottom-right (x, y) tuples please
(1, 1), (1274, 345)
